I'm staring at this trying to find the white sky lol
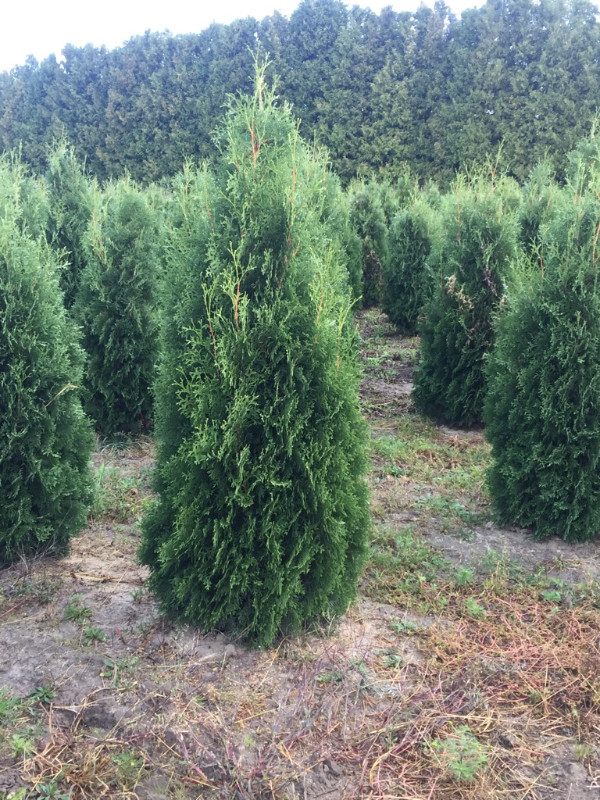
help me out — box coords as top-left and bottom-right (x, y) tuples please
(1, 0), (484, 73)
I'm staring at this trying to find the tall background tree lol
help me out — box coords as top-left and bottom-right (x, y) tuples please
(1, 0), (600, 185)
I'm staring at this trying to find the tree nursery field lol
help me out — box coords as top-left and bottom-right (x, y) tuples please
(1, 310), (600, 800)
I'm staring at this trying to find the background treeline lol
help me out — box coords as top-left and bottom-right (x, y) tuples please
(1, 0), (599, 186)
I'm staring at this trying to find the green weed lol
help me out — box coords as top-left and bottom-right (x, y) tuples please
(428, 725), (489, 784)
(90, 463), (146, 523)
(64, 594), (92, 623)
(82, 625), (107, 644)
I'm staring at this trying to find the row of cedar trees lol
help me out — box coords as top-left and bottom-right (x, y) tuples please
(3, 71), (600, 644)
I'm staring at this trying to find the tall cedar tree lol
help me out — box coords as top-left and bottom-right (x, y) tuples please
(485, 159), (600, 541)
(75, 178), (160, 436)
(45, 140), (94, 309)
(0, 157), (94, 566)
(383, 193), (436, 334)
(348, 180), (390, 308)
(140, 69), (370, 646)
(412, 173), (519, 426)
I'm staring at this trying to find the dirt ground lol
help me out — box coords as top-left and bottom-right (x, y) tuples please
(1, 310), (600, 799)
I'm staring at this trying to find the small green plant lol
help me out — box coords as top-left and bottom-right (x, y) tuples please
(10, 732), (35, 758)
(100, 656), (139, 687)
(389, 619), (419, 634)
(64, 595), (92, 623)
(111, 751), (145, 790)
(82, 626), (107, 644)
(30, 685), (56, 705)
(454, 566), (476, 587)
(0, 689), (21, 723)
(316, 670), (344, 686)
(465, 597), (486, 619)
(429, 725), (488, 784)
(131, 586), (147, 603)
(35, 779), (70, 799)
(541, 588), (563, 604)
(381, 648), (404, 668)
(528, 689), (543, 705)
(574, 742), (594, 761)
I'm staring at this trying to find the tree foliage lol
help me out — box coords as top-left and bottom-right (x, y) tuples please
(383, 193), (436, 333)
(412, 172), (519, 426)
(0, 157), (93, 565)
(140, 68), (370, 646)
(1, 0), (599, 185)
(44, 139), (95, 308)
(75, 178), (160, 436)
(485, 170), (600, 540)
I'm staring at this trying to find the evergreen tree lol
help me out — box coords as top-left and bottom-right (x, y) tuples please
(349, 180), (390, 308)
(0, 157), (93, 566)
(75, 178), (160, 436)
(383, 193), (436, 333)
(517, 159), (559, 263)
(140, 67), (370, 646)
(45, 139), (94, 309)
(413, 172), (519, 425)
(485, 174), (600, 540)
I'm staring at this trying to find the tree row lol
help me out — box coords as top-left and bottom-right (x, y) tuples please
(1, 0), (599, 186)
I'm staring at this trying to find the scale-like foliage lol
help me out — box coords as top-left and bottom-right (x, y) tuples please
(349, 180), (390, 308)
(45, 140), (95, 309)
(383, 195), (436, 334)
(76, 178), (160, 436)
(140, 69), (370, 646)
(485, 160), (600, 541)
(412, 174), (519, 426)
(0, 158), (93, 566)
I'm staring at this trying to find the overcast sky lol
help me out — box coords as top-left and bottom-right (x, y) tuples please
(1, 0), (484, 73)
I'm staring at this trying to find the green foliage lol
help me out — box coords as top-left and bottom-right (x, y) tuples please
(518, 160), (557, 254)
(349, 179), (390, 307)
(75, 178), (160, 436)
(140, 67), (370, 646)
(2, 0), (600, 185)
(44, 139), (95, 308)
(0, 157), (94, 566)
(485, 184), (600, 541)
(412, 172), (519, 426)
(321, 171), (363, 301)
(151, 162), (220, 469)
(428, 725), (488, 783)
(383, 193), (436, 333)
(485, 139), (600, 541)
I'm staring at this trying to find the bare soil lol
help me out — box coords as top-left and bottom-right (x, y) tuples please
(1, 309), (600, 799)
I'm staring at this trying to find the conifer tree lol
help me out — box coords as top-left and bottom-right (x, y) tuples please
(412, 173), (518, 426)
(140, 67), (370, 646)
(45, 140), (94, 309)
(75, 178), (160, 436)
(485, 155), (600, 541)
(0, 157), (94, 566)
(383, 193), (436, 333)
(349, 180), (389, 307)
